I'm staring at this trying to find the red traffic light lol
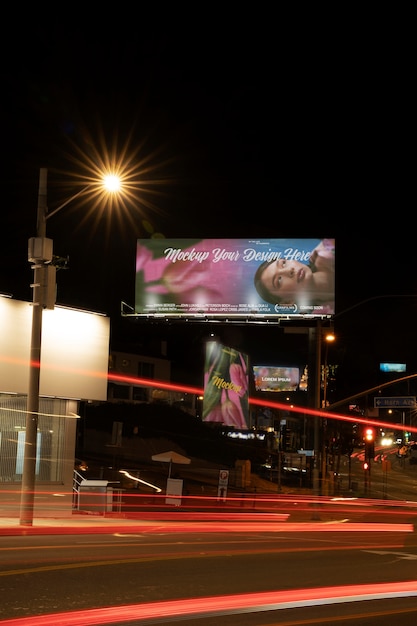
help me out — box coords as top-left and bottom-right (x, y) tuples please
(364, 427), (375, 442)
(363, 461), (369, 470)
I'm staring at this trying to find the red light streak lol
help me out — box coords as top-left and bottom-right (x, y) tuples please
(108, 372), (417, 435)
(2, 351), (415, 433)
(1, 580), (417, 625)
(108, 372), (203, 395)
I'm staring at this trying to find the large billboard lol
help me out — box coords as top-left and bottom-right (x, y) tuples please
(135, 238), (335, 318)
(203, 341), (249, 429)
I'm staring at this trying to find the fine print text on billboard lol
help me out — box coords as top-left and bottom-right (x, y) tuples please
(135, 238), (335, 318)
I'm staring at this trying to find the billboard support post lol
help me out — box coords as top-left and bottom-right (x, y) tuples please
(308, 322), (321, 518)
(315, 322), (322, 497)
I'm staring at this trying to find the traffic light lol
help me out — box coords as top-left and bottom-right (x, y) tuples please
(363, 461), (369, 471)
(364, 427), (375, 460)
(364, 427), (374, 441)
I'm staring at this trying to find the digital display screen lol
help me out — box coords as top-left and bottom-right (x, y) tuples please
(253, 366), (300, 392)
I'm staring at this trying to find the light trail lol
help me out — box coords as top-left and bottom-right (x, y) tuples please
(107, 371), (417, 435)
(1, 580), (417, 625)
(118, 470), (161, 493)
(1, 354), (416, 433)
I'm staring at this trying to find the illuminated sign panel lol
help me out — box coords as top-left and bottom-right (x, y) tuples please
(203, 341), (249, 429)
(135, 238), (335, 318)
(380, 363), (406, 373)
(0, 298), (110, 400)
(253, 366), (300, 392)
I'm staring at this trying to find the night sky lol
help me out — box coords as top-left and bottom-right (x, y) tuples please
(2, 14), (415, 399)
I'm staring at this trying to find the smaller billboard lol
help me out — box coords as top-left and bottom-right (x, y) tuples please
(253, 366), (300, 392)
(203, 341), (249, 429)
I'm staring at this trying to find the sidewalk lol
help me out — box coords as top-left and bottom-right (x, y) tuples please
(2, 455), (416, 536)
(0, 484), (323, 536)
(0, 486), (304, 536)
(0, 503), (309, 536)
(0, 512), (169, 536)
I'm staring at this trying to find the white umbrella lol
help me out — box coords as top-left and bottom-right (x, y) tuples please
(151, 450), (191, 478)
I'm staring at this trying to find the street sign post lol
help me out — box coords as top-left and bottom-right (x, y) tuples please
(374, 397), (416, 408)
(217, 469), (229, 501)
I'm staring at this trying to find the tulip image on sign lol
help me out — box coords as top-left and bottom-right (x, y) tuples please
(203, 341), (249, 429)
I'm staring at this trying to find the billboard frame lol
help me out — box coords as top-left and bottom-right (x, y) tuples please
(133, 237), (335, 322)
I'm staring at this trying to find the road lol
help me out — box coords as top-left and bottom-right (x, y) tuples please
(250, 444), (417, 502)
(349, 445), (417, 500)
(1, 503), (417, 625)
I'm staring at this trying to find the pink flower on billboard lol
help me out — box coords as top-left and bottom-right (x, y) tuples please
(135, 239), (244, 302)
(206, 401), (224, 423)
(229, 363), (247, 398)
(203, 341), (249, 430)
(221, 390), (247, 429)
(135, 244), (155, 273)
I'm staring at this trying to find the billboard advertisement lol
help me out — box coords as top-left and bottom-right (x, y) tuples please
(253, 365), (300, 392)
(203, 341), (249, 429)
(135, 238), (335, 317)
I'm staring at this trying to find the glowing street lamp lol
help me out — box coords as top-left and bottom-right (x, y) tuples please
(20, 168), (121, 526)
(322, 331), (335, 409)
(311, 323), (335, 507)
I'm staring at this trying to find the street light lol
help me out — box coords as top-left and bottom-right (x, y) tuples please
(321, 330), (335, 495)
(311, 321), (335, 506)
(20, 168), (121, 526)
(322, 331), (335, 409)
